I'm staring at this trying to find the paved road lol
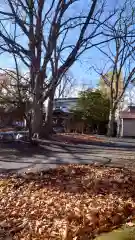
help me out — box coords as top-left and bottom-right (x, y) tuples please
(0, 138), (135, 174)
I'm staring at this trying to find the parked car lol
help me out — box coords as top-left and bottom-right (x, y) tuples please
(53, 126), (65, 133)
(0, 132), (16, 142)
(15, 131), (29, 141)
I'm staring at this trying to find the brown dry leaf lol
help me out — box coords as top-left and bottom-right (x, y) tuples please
(52, 133), (104, 144)
(0, 165), (135, 239)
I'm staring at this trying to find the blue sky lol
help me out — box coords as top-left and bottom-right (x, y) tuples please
(0, 0), (123, 89)
(0, 45), (102, 87)
(69, 0), (124, 87)
(70, 47), (105, 88)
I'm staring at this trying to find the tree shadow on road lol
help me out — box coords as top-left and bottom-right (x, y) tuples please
(0, 142), (84, 173)
(0, 140), (135, 174)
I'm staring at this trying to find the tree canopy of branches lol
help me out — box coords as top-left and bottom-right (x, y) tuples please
(0, 69), (33, 135)
(0, 0), (116, 137)
(0, 70), (29, 106)
(55, 71), (76, 98)
(93, 0), (135, 136)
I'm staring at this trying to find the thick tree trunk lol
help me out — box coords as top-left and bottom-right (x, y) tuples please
(31, 100), (43, 137)
(43, 89), (55, 137)
(24, 113), (32, 142)
(30, 71), (44, 137)
(107, 109), (115, 137)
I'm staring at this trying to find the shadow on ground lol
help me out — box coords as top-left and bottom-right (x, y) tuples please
(51, 135), (135, 148)
(0, 139), (135, 174)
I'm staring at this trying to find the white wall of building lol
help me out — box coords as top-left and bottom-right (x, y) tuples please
(121, 119), (135, 137)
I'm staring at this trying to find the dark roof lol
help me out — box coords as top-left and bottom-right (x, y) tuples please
(53, 109), (70, 116)
(54, 97), (78, 101)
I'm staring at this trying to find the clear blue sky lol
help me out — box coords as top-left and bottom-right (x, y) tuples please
(0, 44), (103, 87)
(70, 48), (105, 87)
(0, 0), (122, 89)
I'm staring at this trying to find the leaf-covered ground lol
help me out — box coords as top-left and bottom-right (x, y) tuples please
(0, 165), (135, 239)
(52, 133), (105, 144)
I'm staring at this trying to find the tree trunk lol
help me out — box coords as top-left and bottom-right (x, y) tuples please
(24, 113), (32, 142)
(31, 100), (43, 137)
(43, 88), (55, 138)
(107, 109), (115, 137)
(30, 72), (44, 137)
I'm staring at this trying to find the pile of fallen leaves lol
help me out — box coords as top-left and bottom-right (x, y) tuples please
(52, 133), (104, 144)
(0, 165), (135, 239)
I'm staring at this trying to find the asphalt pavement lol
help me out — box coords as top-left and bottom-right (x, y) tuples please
(0, 138), (135, 174)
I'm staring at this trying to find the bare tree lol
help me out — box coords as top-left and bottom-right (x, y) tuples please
(93, 0), (135, 136)
(43, 71), (76, 135)
(0, 0), (116, 137)
(0, 67), (33, 139)
(124, 84), (135, 106)
(55, 72), (76, 98)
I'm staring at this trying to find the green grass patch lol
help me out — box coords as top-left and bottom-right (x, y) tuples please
(95, 225), (135, 240)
